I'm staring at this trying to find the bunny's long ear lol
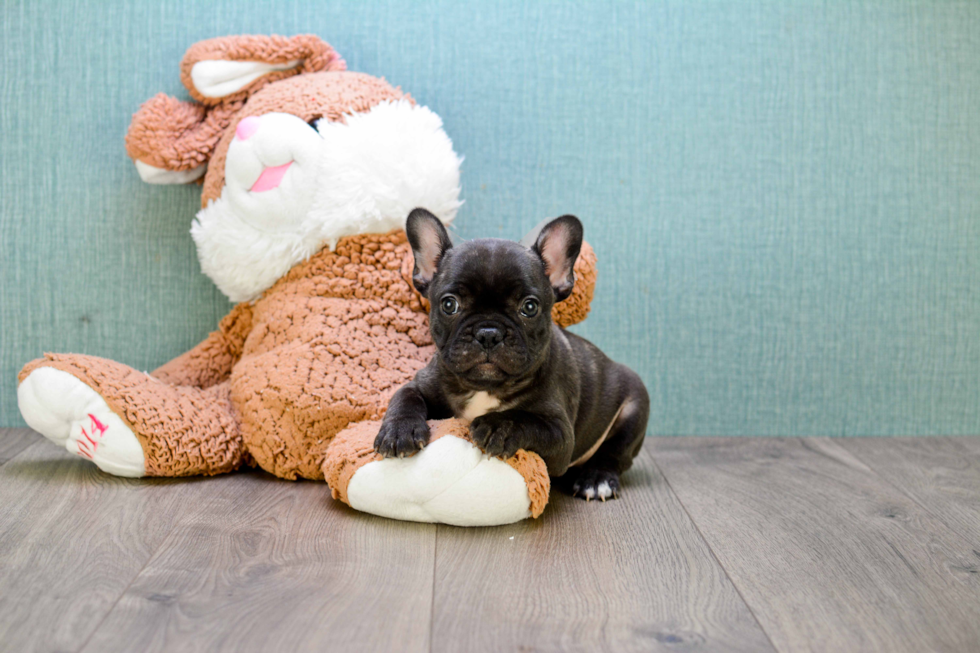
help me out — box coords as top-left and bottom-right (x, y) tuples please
(125, 95), (240, 184)
(126, 34), (345, 184)
(180, 34), (346, 105)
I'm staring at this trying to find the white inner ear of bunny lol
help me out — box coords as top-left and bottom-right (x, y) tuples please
(134, 160), (207, 185)
(191, 59), (302, 98)
(539, 224), (573, 286)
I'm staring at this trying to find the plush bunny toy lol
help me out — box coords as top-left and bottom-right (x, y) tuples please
(16, 35), (597, 526)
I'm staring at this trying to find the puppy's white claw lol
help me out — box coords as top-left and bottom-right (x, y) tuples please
(596, 481), (614, 501)
(583, 487), (596, 501)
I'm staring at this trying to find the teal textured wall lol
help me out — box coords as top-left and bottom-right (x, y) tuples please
(2, 1), (978, 433)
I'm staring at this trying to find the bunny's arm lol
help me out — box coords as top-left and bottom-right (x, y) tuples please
(551, 240), (597, 328)
(151, 303), (253, 388)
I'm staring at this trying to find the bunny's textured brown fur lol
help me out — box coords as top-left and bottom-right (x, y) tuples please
(20, 35), (596, 510)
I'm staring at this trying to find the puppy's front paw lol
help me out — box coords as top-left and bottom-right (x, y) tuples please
(374, 417), (430, 458)
(471, 413), (534, 459)
(570, 468), (620, 502)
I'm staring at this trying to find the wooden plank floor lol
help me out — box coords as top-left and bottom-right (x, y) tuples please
(1, 431), (978, 653)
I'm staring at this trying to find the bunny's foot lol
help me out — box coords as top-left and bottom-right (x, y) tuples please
(18, 367), (145, 477)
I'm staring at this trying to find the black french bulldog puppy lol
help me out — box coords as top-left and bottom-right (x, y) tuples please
(374, 208), (650, 500)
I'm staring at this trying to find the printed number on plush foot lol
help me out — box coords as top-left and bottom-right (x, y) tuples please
(17, 367), (146, 477)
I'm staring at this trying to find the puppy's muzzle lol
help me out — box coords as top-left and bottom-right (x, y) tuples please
(474, 323), (505, 352)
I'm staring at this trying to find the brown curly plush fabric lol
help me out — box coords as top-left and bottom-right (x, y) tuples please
(22, 34), (601, 504)
(18, 355), (248, 477)
(322, 420), (384, 505)
(18, 230), (596, 481)
(125, 34), (350, 175)
(180, 34), (346, 105)
(232, 230), (434, 480)
(553, 240), (596, 326)
(323, 418), (550, 519)
(124, 95), (243, 172)
(18, 231), (428, 479)
(151, 303), (253, 389)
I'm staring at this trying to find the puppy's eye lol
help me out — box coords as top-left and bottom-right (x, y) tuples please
(520, 298), (540, 318)
(440, 296), (460, 315)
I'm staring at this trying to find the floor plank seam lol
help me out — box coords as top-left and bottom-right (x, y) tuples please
(0, 436), (42, 468)
(71, 502), (183, 653)
(647, 450), (782, 653)
(69, 468), (238, 653)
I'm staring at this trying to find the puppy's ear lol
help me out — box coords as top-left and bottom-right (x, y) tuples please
(406, 208), (453, 298)
(528, 215), (584, 302)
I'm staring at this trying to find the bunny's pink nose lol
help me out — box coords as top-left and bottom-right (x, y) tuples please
(235, 116), (260, 141)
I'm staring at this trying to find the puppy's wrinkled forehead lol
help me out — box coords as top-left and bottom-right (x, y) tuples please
(439, 240), (546, 300)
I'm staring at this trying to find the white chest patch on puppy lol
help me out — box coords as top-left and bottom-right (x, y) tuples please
(461, 391), (501, 421)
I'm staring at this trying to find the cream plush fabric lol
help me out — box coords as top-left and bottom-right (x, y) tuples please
(323, 419), (550, 526)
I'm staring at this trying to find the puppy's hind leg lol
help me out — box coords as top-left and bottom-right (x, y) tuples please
(567, 379), (650, 501)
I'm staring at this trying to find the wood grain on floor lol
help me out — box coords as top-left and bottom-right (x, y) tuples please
(1, 430), (979, 653)
(80, 471), (436, 653)
(649, 437), (980, 653)
(431, 448), (774, 653)
(0, 442), (200, 652)
(840, 437), (980, 545)
(0, 428), (35, 465)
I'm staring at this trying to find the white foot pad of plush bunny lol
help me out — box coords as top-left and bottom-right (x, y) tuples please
(346, 435), (533, 527)
(17, 368), (146, 477)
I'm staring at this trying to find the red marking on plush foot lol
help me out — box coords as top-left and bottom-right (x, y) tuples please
(76, 414), (108, 459)
(81, 427), (97, 448)
(88, 414), (108, 437)
(77, 440), (94, 459)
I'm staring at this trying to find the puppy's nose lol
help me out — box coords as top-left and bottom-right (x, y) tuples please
(475, 326), (505, 350)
